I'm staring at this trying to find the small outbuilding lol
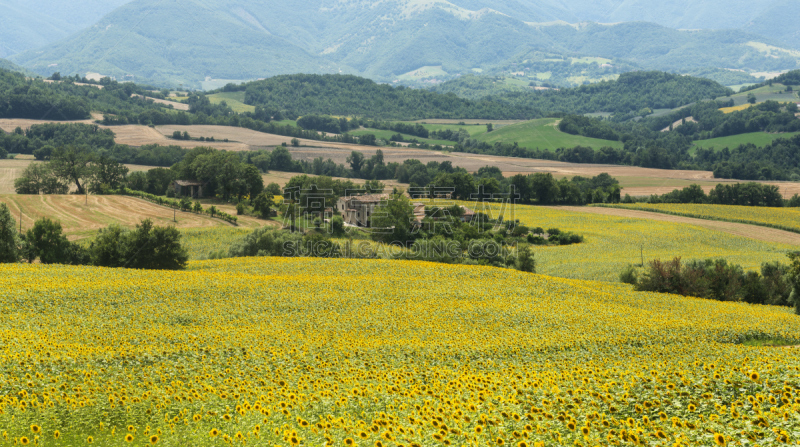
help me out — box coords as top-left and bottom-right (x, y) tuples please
(171, 180), (206, 198)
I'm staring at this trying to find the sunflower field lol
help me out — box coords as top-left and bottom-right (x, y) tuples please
(458, 202), (795, 282)
(591, 204), (800, 235)
(1, 258), (800, 446)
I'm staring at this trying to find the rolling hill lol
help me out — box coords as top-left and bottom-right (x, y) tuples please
(0, 0), (131, 58)
(10, 0), (800, 88)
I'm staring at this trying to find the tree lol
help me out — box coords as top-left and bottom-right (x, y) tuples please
(22, 218), (87, 264)
(291, 138), (300, 147)
(330, 215), (345, 237)
(747, 93), (757, 104)
(516, 244), (536, 273)
(50, 145), (94, 194)
(0, 203), (20, 263)
(486, 123), (493, 132)
(252, 192), (275, 219)
(125, 219), (188, 270)
(91, 155), (129, 193)
(90, 219), (188, 270)
(265, 182), (282, 196)
(269, 146), (294, 171)
(241, 164), (264, 198)
(347, 151), (365, 175)
(14, 163), (68, 195)
(370, 194), (415, 244)
(789, 252), (800, 315)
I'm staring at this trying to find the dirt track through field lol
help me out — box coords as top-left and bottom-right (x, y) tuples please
(550, 206), (800, 246)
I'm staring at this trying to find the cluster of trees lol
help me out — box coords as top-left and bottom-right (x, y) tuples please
(622, 255), (800, 311)
(360, 120), (430, 139)
(634, 182), (793, 207)
(0, 70), (91, 120)
(238, 74), (538, 120)
(0, 123), (115, 158)
(507, 172), (622, 205)
(0, 204), (187, 270)
(15, 146), (129, 194)
(296, 115), (355, 134)
(170, 147), (264, 201)
(699, 136), (800, 181)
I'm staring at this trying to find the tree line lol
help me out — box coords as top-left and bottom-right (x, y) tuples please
(626, 182), (798, 207)
(0, 204), (187, 270)
(621, 254), (800, 312)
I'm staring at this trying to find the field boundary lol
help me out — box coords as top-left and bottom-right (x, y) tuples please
(590, 204), (800, 235)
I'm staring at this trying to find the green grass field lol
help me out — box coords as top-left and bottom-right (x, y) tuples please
(474, 118), (625, 151)
(692, 132), (800, 153)
(272, 119), (298, 127)
(347, 128), (456, 146)
(729, 83), (799, 106)
(207, 92), (255, 113)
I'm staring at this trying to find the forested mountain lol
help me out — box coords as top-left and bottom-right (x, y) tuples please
(10, 0), (800, 88)
(0, 0), (130, 58)
(433, 72), (733, 113)
(229, 71), (730, 119)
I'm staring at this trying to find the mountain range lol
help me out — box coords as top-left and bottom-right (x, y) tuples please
(5, 0), (800, 88)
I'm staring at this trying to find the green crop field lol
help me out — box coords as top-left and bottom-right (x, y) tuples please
(474, 118), (625, 151)
(729, 83), (799, 106)
(692, 132), (800, 153)
(207, 92), (256, 113)
(414, 122), (492, 136)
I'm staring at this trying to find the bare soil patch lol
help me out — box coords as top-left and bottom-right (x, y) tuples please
(552, 206), (800, 246)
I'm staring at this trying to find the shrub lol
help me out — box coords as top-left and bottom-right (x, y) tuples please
(229, 227), (303, 258)
(330, 215), (345, 237)
(90, 219), (188, 270)
(22, 218), (88, 265)
(619, 265), (639, 285)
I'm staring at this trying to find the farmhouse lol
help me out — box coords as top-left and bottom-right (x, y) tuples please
(337, 194), (388, 227)
(171, 180), (207, 198)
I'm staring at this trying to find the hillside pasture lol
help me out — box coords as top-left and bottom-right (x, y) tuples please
(474, 118), (625, 151)
(692, 131), (800, 152)
(207, 91), (255, 113)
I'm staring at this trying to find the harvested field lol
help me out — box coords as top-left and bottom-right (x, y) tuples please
(0, 159), (43, 194)
(0, 195), (254, 239)
(552, 206), (800, 246)
(131, 94), (190, 111)
(4, 120), (799, 198)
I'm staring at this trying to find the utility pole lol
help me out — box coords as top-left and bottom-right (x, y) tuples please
(19, 208), (22, 233)
(641, 244), (644, 267)
(174, 207), (176, 223)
